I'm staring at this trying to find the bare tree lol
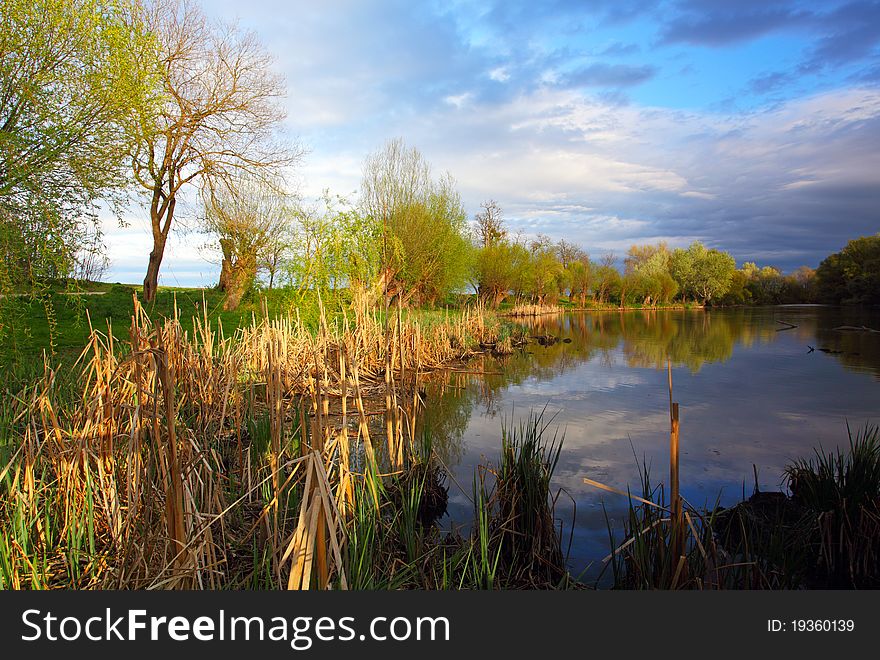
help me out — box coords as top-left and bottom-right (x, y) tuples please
(261, 227), (293, 290)
(556, 239), (585, 268)
(361, 138), (431, 223)
(474, 199), (506, 247)
(72, 225), (111, 283)
(131, 0), (296, 302)
(529, 233), (553, 254)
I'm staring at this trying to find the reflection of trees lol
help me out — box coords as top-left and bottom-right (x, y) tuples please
(522, 309), (773, 373)
(620, 310), (740, 372)
(811, 308), (880, 380)
(418, 374), (476, 467)
(418, 308), (880, 464)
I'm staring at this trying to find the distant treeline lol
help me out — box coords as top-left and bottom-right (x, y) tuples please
(470, 220), (879, 309)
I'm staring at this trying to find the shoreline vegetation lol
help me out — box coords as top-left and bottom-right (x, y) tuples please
(1, 294), (877, 589)
(0, 296), (576, 589)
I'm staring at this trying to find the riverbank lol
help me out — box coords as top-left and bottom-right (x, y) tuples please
(0, 295), (580, 589)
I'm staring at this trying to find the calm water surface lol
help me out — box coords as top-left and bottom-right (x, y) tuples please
(421, 306), (880, 581)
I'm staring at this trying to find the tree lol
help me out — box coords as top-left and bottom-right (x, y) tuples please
(566, 256), (592, 306)
(0, 0), (153, 295)
(656, 271), (679, 305)
(202, 176), (288, 310)
(815, 234), (880, 304)
(743, 264), (784, 304)
(528, 247), (564, 304)
(670, 242), (735, 304)
(720, 269), (750, 305)
(474, 199), (506, 248)
(360, 139), (472, 306)
(509, 240), (534, 303)
(396, 173), (473, 304)
(556, 239), (585, 269)
(475, 240), (518, 306)
(624, 242), (669, 275)
(260, 225), (294, 290)
(593, 253), (620, 304)
(131, 0), (294, 302)
(786, 265), (817, 303)
(619, 271), (639, 308)
(282, 191), (383, 305)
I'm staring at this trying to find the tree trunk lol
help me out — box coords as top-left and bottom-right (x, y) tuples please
(221, 266), (255, 311)
(143, 237), (166, 303)
(144, 191), (175, 303)
(218, 239), (257, 311)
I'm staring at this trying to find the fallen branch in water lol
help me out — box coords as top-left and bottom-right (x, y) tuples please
(832, 325), (880, 333)
(775, 320), (798, 332)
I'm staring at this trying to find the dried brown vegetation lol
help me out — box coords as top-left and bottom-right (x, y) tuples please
(0, 296), (515, 589)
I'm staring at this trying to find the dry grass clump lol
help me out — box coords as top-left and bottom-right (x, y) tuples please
(503, 304), (564, 318)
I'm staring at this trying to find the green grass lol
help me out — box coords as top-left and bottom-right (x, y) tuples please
(0, 283), (345, 374)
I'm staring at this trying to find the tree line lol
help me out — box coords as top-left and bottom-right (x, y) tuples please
(1, 0), (876, 330)
(212, 142), (877, 311)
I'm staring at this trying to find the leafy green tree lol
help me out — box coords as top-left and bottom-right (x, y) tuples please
(719, 269), (750, 305)
(360, 139), (473, 306)
(0, 0), (155, 293)
(625, 242), (669, 275)
(743, 264), (785, 304)
(566, 257), (592, 306)
(593, 253), (621, 304)
(528, 245), (564, 304)
(509, 241), (534, 303)
(670, 242), (735, 304)
(618, 271), (641, 307)
(815, 234), (880, 304)
(656, 271), (679, 304)
(475, 240), (518, 307)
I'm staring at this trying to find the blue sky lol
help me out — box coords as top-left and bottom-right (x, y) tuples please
(105, 0), (880, 286)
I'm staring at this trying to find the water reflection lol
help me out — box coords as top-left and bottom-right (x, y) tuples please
(420, 306), (880, 581)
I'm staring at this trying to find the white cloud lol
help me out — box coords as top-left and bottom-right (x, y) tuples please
(444, 92), (473, 108)
(488, 66), (510, 82)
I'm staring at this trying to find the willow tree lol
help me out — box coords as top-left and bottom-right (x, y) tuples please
(566, 257), (592, 306)
(202, 176), (288, 310)
(0, 0), (154, 350)
(131, 0), (293, 302)
(360, 139), (472, 306)
(669, 242), (736, 305)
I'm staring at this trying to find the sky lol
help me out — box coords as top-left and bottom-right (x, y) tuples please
(104, 0), (880, 286)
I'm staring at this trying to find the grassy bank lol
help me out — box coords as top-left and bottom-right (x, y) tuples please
(0, 295), (578, 589)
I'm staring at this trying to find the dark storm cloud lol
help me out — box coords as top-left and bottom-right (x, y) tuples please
(662, 0), (880, 77)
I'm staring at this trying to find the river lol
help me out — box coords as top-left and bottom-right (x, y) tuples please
(421, 306), (880, 582)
